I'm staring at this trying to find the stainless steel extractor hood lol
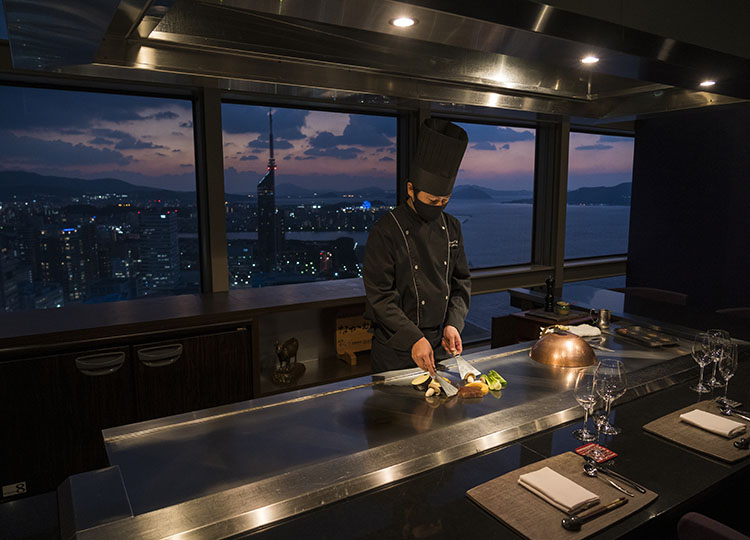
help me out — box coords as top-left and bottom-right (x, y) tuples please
(2, 0), (748, 118)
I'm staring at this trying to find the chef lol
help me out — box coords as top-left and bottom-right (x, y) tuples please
(363, 118), (471, 375)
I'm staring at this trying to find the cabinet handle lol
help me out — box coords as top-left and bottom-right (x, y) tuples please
(137, 344), (183, 367)
(75, 352), (126, 376)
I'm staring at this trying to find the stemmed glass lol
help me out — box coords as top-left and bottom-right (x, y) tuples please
(595, 359), (627, 436)
(706, 329), (730, 388)
(690, 332), (712, 394)
(718, 342), (738, 404)
(590, 406), (610, 459)
(572, 367), (597, 442)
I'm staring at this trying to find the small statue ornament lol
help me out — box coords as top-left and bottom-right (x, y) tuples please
(271, 337), (305, 385)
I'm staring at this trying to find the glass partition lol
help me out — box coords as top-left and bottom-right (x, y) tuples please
(0, 85), (198, 311)
(565, 132), (633, 259)
(453, 122), (536, 269)
(222, 103), (397, 288)
(0, 0), (7, 41)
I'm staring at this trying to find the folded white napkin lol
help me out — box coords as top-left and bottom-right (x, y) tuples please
(568, 324), (602, 338)
(518, 466), (600, 513)
(679, 409), (747, 438)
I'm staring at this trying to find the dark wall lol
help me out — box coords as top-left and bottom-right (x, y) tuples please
(628, 103), (750, 310)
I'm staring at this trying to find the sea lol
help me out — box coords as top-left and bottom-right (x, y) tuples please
(216, 199), (630, 265)
(188, 198), (631, 336)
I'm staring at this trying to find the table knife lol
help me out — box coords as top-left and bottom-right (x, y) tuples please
(595, 466), (648, 494)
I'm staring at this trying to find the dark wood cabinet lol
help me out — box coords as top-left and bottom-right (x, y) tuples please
(1, 325), (252, 500)
(0, 347), (135, 499)
(133, 327), (251, 421)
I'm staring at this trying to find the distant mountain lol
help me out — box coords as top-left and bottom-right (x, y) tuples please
(453, 184), (533, 201)
(567, 182), (631, 205)
(274, 183), (391, 200)
(451, 185), (492, 199)
(1, 171), (628, 207)
(506, 182), (632, 205)
(0, 170), (195, 203)
(275, 183), (315, 198)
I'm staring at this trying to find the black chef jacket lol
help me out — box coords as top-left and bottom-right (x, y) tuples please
(363, 203), (471, 369)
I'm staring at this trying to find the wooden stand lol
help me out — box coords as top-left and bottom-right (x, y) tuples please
(335, 309), (372, 366)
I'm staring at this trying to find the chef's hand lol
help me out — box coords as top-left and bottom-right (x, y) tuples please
(442, 325), (463, 355)
(411, 337), (436, 376)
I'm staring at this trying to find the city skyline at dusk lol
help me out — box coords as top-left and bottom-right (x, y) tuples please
(0, 87), (633, 195)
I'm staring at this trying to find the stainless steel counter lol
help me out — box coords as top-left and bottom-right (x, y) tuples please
(62, 320), (698, 540)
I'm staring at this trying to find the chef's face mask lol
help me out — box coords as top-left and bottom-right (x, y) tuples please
(413, 194), (447, 221)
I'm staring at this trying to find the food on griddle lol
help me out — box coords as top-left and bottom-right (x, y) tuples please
(425, 379), (442, 397)
(457, 385), (484, 399)
(466, 380), (489, 395)
(411, 373), (432, 391)
(480, 370), (507, 391)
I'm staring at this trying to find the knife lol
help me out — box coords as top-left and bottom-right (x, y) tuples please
(585, 458), (648, 494)
(561, 497), (628, 531)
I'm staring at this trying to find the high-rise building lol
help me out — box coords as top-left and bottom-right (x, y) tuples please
(0, 248), (21, 312)
(257, 110), (282, 273)
(139, 211), (180, 294)
(38, 227), (87, 303)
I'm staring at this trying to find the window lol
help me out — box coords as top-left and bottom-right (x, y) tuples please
(0, 85), (198, 311)
(453, 122), (536, 269)
(565, 132), (634, 259)
(0, 0), (7, 40)
(221, 103), (397, 288)
(463, 291), (519, 344)
(571, 276), (626, 290)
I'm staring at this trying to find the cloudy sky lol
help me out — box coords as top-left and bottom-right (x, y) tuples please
(0, 85), (633, 193)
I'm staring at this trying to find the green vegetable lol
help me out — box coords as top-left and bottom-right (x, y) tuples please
(480, 370), (507, 391)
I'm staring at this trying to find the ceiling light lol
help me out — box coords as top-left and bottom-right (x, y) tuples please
(699, 80), (716, 87)
(580, 56), (599, 64)
(390, 17), (416, 28)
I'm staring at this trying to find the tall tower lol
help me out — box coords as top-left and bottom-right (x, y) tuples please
(257, 109), (279, 273)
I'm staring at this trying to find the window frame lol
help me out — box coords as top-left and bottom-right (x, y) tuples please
(217, 97), (401, 291)
(564, 128), (635, 261)
(0, 60), (630, 312)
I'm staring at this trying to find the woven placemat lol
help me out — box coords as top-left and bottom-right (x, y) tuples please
(467, 452), (657, 540)
(643, 399), (750, 463)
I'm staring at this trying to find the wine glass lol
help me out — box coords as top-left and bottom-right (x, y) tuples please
(590, 406), (610, 460)
(572, 367), (597, 442)
(706, 329), (730, 388)
(595, 359), (627, 436)
(718, 342), (738, 404)
(690, 332), (712, 394)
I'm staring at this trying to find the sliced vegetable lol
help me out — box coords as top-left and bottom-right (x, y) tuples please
(480, 370), (507, 391)
(425, 379), (442, 397)
(466, 381), (489, 395)
(411, 373), (432, 391)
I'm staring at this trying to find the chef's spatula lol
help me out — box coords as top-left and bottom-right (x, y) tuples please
(452, 351), (481, 382)
(434, 371), (458, 397)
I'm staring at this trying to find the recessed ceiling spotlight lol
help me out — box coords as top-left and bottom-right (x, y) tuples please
(699, 80), (716, 87)
(580, 56), (600, 64)
(390, 17), (417, 28)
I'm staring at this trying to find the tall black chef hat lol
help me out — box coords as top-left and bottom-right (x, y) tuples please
(411, 118), (468, 197)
